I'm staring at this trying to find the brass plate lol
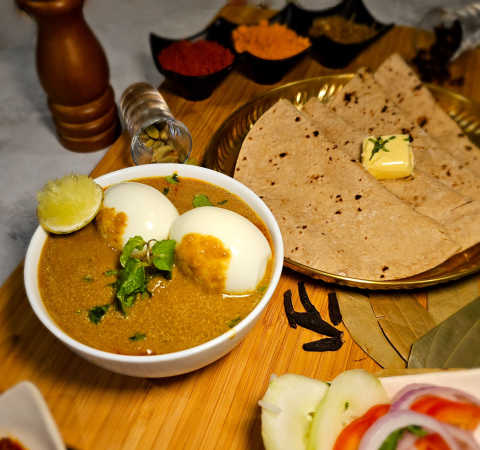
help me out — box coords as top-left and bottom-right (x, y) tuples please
(203, 75), (480, 289)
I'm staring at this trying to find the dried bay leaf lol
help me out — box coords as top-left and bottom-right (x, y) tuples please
(409, 297), (480, 368)
(369, 292), (436, 360)
(336, 289), (405, 369)
(427, 275), (480, 324)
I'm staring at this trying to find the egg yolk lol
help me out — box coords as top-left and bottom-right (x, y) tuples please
(175, 233), (231, 293)
(96, 207), (127, 251)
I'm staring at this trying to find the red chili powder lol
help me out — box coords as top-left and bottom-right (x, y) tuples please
(158, 40), (234, 76)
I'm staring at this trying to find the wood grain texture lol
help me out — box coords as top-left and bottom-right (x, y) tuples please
(2, 6), (480, 448)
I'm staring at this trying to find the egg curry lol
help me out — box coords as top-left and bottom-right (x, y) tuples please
(38, 176), (273, 356)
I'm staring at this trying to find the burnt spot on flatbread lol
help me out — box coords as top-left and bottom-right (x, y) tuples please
(351, 159), (357, 163)
(305, 134), (311, 138)
(401, 128), (410, 135)
(381, 105), (388, 113)
(465, 145), (473, 151)
(295, 116), (301, 122)
(344, 92), (353, 103)
(335, 210), (342, 215)
(313, 131), (319, 137)
(335, 194), (343, 203)
(270, 181), (276, 185)
(368, 127), (374, 133)
(417, 116), (428, 127)
(382, 266), (389, 272)
(380, 274), (385, 279)
(309, 174), (321, 183)
(247, 137), (253, 141)
(279, 152), (288, 158)
(458, 133), (465, 137)
(357, 208), (362, 212)
(355, 194), (362, 200)
(242, 156), (247, 161)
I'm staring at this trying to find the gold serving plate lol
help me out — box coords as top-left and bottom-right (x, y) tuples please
(203, 75), (480, 289)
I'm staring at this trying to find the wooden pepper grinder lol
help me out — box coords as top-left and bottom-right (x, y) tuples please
(16, 0), (120, 151)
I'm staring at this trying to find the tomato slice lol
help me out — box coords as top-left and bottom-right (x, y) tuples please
(415, 433), (450, 450)
(410, 395), (480, 431)
(333, 404), (390, 450)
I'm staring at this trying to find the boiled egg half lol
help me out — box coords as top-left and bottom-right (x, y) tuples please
(96, 181), (178, 250)
(169, 206), (271, 294)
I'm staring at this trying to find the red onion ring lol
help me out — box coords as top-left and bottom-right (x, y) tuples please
(358, 410), (461, 450)
(391, 384), (480, 411)
(444, 423), (480, 449)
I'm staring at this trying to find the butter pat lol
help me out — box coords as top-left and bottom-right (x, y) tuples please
(361, 134), (414, 180)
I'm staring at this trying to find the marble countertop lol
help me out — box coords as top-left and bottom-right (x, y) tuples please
(0, 0), (471, 285)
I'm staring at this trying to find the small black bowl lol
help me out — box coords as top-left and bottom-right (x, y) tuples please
(233, 4), (313, 85)
(149, 18), (237, 101)
(303, 0), (394, 68)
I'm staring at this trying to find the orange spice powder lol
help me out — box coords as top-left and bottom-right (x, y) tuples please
(232, 20), (311, 60)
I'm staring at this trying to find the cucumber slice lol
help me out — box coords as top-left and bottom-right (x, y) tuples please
(260, 374), (329, 450)
(307, 369), (389, 450)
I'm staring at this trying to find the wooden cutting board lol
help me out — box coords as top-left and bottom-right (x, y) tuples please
(2, 6), (480, 449)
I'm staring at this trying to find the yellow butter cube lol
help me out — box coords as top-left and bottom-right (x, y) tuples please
(361, 134), (414, 180)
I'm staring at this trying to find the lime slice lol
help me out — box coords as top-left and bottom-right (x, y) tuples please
(37, 174), (103, 234)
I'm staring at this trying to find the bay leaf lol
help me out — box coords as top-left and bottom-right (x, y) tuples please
(427, 275), (480, 324)
(369, 292), (436, 361)
(336, 289), (405, 369)
(408, 297), (480, 368)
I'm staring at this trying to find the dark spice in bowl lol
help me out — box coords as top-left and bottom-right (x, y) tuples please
(309, 15), (378, 43)
(157, 40), (234, 76)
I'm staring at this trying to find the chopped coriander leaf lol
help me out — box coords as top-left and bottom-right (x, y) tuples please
(344, 401), (350, 410)
(217, 199), (228, 205)
(257, 285), (267, 293)
(193, 193), (213, 208)
(120, 236), (146, 268)
(368, 136), (395, 161)
(129, 332), (146, 341)
(103, 269), (118, 277)
(379, 426), (427, 450)
(114, 257), (147, 314)
(88, 304), (110, 324)
(165, 172), (180, 184)
(163, 187), (169, 195)
(82, 274), (94, 282)
(227, 317), (242, 328)
(151, 239), (176, 275)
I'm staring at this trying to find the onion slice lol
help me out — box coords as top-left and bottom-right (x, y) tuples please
(358, 410), (462, 450)
(391, 384), (480, 411)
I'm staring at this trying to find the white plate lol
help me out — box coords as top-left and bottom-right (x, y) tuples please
(380, 369), (480, 441)
(0, 381), (64, 450)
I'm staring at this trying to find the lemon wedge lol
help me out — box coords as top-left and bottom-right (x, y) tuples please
(37, 174), (103, 234)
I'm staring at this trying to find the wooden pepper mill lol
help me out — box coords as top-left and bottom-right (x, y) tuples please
(17, 0), (120, 152)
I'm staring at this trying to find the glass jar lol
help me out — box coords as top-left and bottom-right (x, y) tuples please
(119, 82), (192, 165)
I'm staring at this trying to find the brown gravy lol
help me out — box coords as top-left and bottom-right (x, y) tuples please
(38, 176), (272, 355)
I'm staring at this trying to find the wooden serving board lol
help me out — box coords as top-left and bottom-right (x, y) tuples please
(2, 6), (480, 449)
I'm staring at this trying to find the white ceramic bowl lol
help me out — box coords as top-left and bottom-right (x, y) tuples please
(24, 164), (284, 378)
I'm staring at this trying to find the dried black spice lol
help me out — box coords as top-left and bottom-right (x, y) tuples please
(283, 283), (343, 349)
(328, 292), (342, 326)
(303, 337), (343, 352)
(298, 281), (318, 315)
(283, 289), (297, 329)
(412, 20), (462, 84)
(291, 311), (342, 338)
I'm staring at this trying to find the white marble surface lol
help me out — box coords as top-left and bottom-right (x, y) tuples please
(0, 0), (472, 285)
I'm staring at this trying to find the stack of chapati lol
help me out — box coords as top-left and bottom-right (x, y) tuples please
(234, 54), (480, 281)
